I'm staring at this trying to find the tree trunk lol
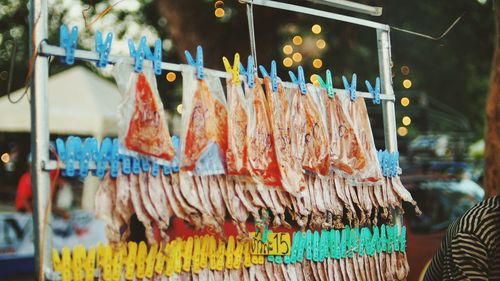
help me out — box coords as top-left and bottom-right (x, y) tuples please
(484, 1), (500, 197)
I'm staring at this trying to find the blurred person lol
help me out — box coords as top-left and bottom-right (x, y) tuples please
(424, 189), (499, 280)
(15, 154), (71, 219)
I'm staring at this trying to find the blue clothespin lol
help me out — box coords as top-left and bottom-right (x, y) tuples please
(365, 77), (381, 104)
(56, 138), (67, 163)
(342, 73), (357, 101)
(162, 164), (172, 176)
(128, 36), (148, 73)
(59, 25), (78, 65)
(184, 45), (204, 80)
(289, 66), (307, 95)
(80, 138), (97, 177)
(149, 39), (162, 75)
(392, 151), (400, 177)
(94, 138), (111, 178)
(95, 31), (113, 68)
(171, 136), (180, 173)
(110, 139), (119, 178)
(240, 55), (255, 89)
(132, 156), (141, 175)
(65, 137), (80, 177)
(317, 69), (334, 98)
(151, 162), (159, 177)
(259, 60), (278, 92)
(121, 154), (131, 175)
(141, 158), (150, 173)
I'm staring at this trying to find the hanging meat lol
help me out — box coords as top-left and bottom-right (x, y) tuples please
(246, 76), (282, 186)
(113, 61), (175, 162)
(263, 76), (305, 194)
(181, 69), (228, 175)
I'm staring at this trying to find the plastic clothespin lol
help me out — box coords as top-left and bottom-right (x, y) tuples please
(125, 242), (137, 280)
(359, 228), (367, 256)
(64, 137), (80, 177)
(312, 231), (320, 262)
(208, 236), (218, 270)
(305, 230), (313, 261)
(192, 237), (201, 273)
(56, 138), (67, 163)
(182, 237), (194, 272)
(233, 239), (243, 269)
(348, 227), (358, 258)
(199, 235), (210, 269)
(372, 225), (380, 254)
(289, 66), (307, 95)
(171, 136), (180, 173)
(317, 69), (334, 98)
(162, 164), (172, 176)
(145, 244), (158, 278)
(148, 39), (162, 75)
(72, 245), (85, 281)
(120, 154), (131, 175)
(95, 31), (113, 68)
(391, 151), (400, 177)
(59, 25), (78, 65)
(164, 241), (175, 277)
(95, 138), (112, 178)
(110, 139), (120, 178)
(141, 157), (150, 173)
(243, 240), (252, 268)
(84, 247), (96, 281)
(185, 45), (204, 80)
(61, 247), (72, 281)
(318, 230), (328, 262)
(225, 236), (235, 269)
(151, 162), (159, 177)
(72, 137), (83, 177)
(342, 73), (357, 101)
(52, 249), (63, 273)
(400, 226), (407, 252)
(128, 36), (148, 73)
(102, 245), (112, 281)
(132, 156), (141, 175)
(154, 243), (166, 275)
(340, 227), (349, 259)
(259, 60), (278, 92)
(365, 77), (381, 104)
(173, 239), (183, 274)
(112, 245), (125, 281)
(136, 241), (148, 279)
(216, 239), (226, 271)
(380, 224), (387, 253)
(240, 55), (255, 89)
(80, 138), (96, 178)
(297, 231), (306, 263)
(222, 53), (241, 85)
(393, 226), (400, 252)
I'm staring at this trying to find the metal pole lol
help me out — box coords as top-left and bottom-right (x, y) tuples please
(30, 0), (51, 280)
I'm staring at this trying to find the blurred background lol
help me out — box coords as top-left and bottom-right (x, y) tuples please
(0, 0), (495, 280)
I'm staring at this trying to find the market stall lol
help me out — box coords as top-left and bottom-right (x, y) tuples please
(28, 0), (419, 280)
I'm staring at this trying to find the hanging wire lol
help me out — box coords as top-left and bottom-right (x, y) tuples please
(245, 0), (259, 69)
(390, 12), (466, 41)
(82, 0), (126, 29)
(3, 39), (21, 103)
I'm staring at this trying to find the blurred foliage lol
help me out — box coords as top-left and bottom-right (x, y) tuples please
(0, 0), (494, 141)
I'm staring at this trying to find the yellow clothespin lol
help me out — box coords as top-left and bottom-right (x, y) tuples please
(112, 244), (125, 281)
(222, 53), (241, 85)
(208, 236), (217, 271)
(61, 247), (72, 281)
(192, 236), (201, 274)
(216, 239), (225, 271)
(102, 244), (112, 281)
(145, 243), (158, 279)
(165, 240), (175, 277)
(84, 247), (96, 281)
(97, 244), (105, 269)
(182, 237), (194, 272)
(154, 243), (166, 275)
(52, 249), (62, 273)
(199, 235), (209, 269)
(225, 236), (235, 269)
(258, 254), (265, 265)
(243, 241), (252, 268)
(174, 238), (183, 274)
(125, 242), (137, 280)
(233, 240), (243, 270)
(136, 241), (148, 279)
(72, 245), (85, 281)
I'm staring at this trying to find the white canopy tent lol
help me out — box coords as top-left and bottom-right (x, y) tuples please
(0, 66), (121, 210)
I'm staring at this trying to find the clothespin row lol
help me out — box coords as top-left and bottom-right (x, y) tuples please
(259, 60), (278, 92)
(54, 136), (180, 179)
(366, 77), (381, 104)
(273, 224), (407, 265)
(222, 53), (241, 85)
(52, 235), (265, 279)
(240, 55), (255, 89)
(185, 45), (204, 80)
(317, 69), (335, 98)
(128, 36), (163, 74)
(289, 66), (307, 95)
(377, 149), (400, 177)
(342, 73), (357, 101)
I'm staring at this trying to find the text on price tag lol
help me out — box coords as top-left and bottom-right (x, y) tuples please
(250, 232), (291, 256)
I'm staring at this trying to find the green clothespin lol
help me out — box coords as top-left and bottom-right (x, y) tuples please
(400, 226), (407, 252)
(306, 230), (313, 261)
(275, 255), (283, 264)
(365, 228), (374, 257)
(297, 232), (306, 263)
(267, 255), (275, 263)
(372, 225), (380, 254)
(319, 230), (328, 262)
(340, 226), (350, 259)
(380, 224), (387, 253)
(290, 232), (299, 264)
(386, 225), (394, 253)
(313, 231), (321, 262)
(348, 227), (358, 258)
(327, 231), (335, 259)
(317, 69), (335, 98)
(334, 230), (341, 259)
(359, 228), (366, 256)
(394, 226), (400, 252)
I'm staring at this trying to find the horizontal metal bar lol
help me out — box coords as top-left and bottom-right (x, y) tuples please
(39, 42), (393, 101)
(240, 0), (389, 31)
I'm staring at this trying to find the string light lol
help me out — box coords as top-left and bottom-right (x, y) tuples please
(403, 79), (412, 89)
(402, 116), (412, 126)
(401, 97), (410, 107)
(397, 126), (408, 137)
(316, 39), (326, 49)
(312, 59), (323, 69)
(166, 72), (176, 82)
(176, 104), (183, 114)
(215, 8), (225, 18)
(283, 57), (293, 67)
(292, 35), (303, 45)
(311, 24), (322, 34)
(282, 45), (293, 55)
(292, 52), (302, 63)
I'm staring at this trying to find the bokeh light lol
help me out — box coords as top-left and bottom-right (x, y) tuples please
(292, 35), (303, 45)
(214, 0), (224, 8)
(397, 126), (408, 137)
(403, 79), (412, 89)
(292, 52), (303, 63)
(401, 65), (410, 75)
(313, 59), (323, 69)
(310, 74), (318, 84)
(316, 39), (326, 49)
(1, 153), (9, 163)
(283, 45), (293, 55)
(176, 104), (183, 114)
(402, 116), (412, 126)
(401, 97), (410, 107)
(311, 24), (322, 34)
(166, 72), (176, 82)
(283, 57), (293, 67)
(215, 8), (225, 18)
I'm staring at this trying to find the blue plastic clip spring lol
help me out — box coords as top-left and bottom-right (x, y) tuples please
(184, 45), (204, 80)
(141, 158), (150, 173)
(342, 73), (357, 101)
(151, 162), (159, 177)
(95, 31), (113, 68)
(240, 55), (255, 89)
(289, 66), (307, 95)
(132, 156), (141, 175)
(128, 36), (148, 73)
(94, 138), (112, 178)
(317, 69), (334, 98)
(109, 139), (120, 178)
(121, 154), (131, 175)
(80, 138), (97, 177)
(259, 60), (278, 92)
(66, 137), (81, 177)
(365, 77), (381, 104)
(59, 25), (78, 65)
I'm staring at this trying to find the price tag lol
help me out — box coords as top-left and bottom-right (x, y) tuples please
(250, 232), (291, 256)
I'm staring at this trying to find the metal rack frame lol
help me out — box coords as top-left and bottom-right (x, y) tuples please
(30, 0), (397, 279)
